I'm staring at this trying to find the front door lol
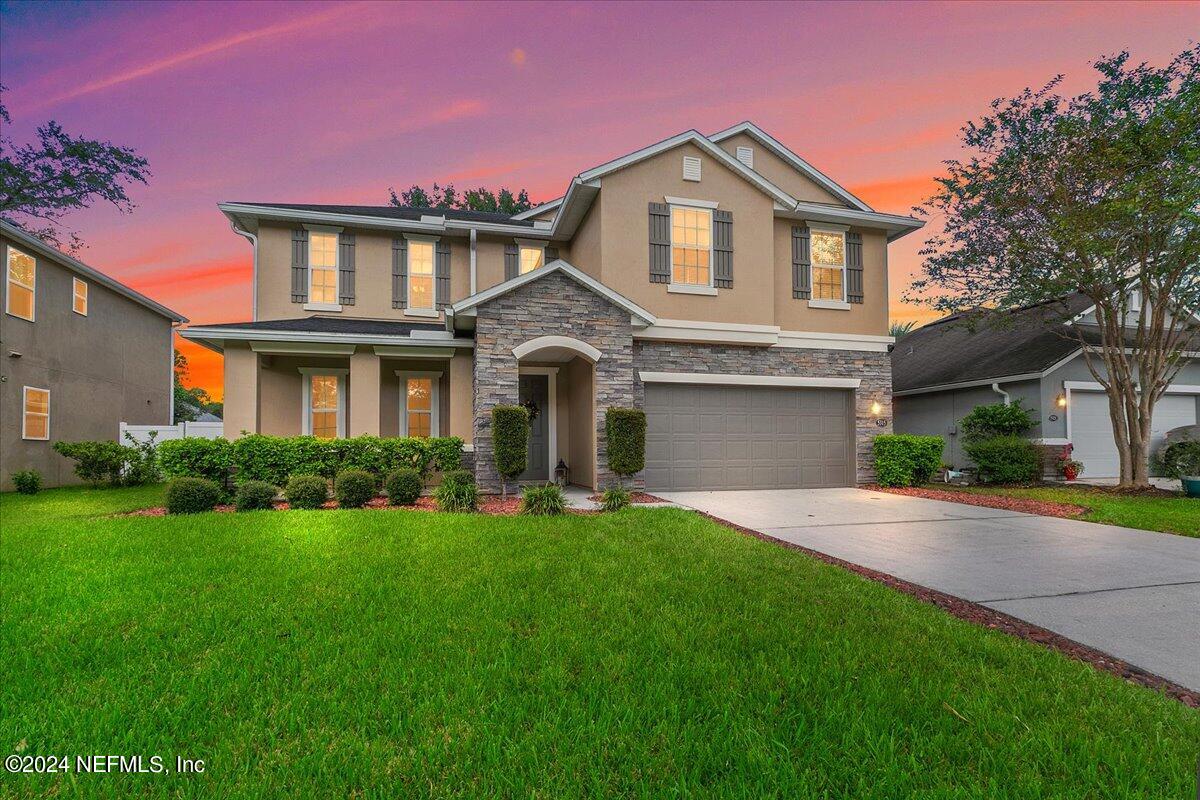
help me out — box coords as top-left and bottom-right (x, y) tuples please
(517, 374), (549, 481)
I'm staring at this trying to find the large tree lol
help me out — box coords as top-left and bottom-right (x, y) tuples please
(0, 86), (150, 251)
(174, 351), (221, 422)
(388, 183), (534, 214)
(908, 47), (1199, 488)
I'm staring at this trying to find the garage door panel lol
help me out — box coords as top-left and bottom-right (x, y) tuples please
(1072, 391), (1197, 478)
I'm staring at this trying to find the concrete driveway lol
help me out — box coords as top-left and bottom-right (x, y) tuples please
(655, 488), (1200, 691)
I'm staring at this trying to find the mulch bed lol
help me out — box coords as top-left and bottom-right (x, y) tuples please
(867, 485), (1089, 519)
(122, 494), (557, 517)
(587, 491), (666, 504)
(696, 510), (1199, 708)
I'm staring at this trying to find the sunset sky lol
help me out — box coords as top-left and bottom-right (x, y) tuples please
(1, 0), (1196, 399)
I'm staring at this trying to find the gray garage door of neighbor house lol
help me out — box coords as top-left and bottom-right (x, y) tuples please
(644, 383), (855, 490)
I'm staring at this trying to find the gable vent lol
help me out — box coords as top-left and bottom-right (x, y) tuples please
(735, 146), (754, 169)
(682, 155), (702, 182)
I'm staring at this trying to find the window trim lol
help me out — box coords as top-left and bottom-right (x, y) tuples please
(808, 224), (848, 305)
(403, 234), (439, 314)
(667, 203), (715, 292)
(396, 370), (441, 437)
(6, 244), (36, 322)
(22, 386), (50, 441)
(72, 277), (88, 316)
(298, 368), (348, 438)
(307, 230), (341, 310)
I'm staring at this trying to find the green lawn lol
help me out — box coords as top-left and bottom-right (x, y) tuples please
(1, 486), (1197, 798)
(933, 484), (1199, 537)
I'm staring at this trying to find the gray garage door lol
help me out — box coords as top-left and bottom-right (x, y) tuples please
(643, 383), (854, 491)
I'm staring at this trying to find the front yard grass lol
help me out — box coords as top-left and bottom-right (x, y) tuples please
(932, 483), (1198, 537)
(1, 485), (1197, 797)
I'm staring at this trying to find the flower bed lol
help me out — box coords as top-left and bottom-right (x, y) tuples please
(586, 491), (666, 504)
(123, 494), (552, 517)
(867, 485), (1088, 519)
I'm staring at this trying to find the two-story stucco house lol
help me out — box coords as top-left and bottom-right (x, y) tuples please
(1, 220), (187, 488)
(181, 123), (923, 492)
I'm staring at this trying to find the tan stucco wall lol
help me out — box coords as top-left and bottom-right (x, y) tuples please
(714, 132), (846, 206)
(563, 196), (601, 280)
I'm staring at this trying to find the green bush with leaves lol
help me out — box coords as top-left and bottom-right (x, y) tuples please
(335, 469), (376, 508)
(960, 400), (1036, 442)
(121, 432), (161, 486)
(234, 480), (277, 512)
(158, 437), (232, 484)
(285, 474), (328, 510)
(435, 469), (478, 512)
(872, 434), (945, 487)
(606, 408), (647, 484)
(427, 436), (464, 472)
(964, 436), (1041, 484)
(521, 483), (565, 516)
(11, 469), (41, 495)
(1159, 440), (1200, 478)
(491, 406), (529, 497)
(165, 477), (222, 514)
(229, 435), (462, 485)
(384, 468), (422, 506)
(52, 440), (128, 486)
(600, 484), (631, 512)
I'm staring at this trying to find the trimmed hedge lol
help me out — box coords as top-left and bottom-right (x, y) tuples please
(965, 436), (1041, 484)
(873, 434), (945, 487)
(385, 468), (422, 506)
(521, 483), (565, 516)
(234, 480), (277, 511)
(1160, 440), (1200, 478)
(12, 470), (41, 495)
(435, 469), (478, 512)
(960, 401), (1035, 442)
(52, 440), (128, 486)
(165, 477), (221, 514)
(335, 470), (376, 508)
(606, 408), (646, 479)
(158, 437), (232, 484)
(285, 474), (328, 510)
(229, 435), (464, 485)
(491, 406), (529, 494)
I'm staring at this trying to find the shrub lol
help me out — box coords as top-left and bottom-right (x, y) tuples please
(285, 474), (328, 510)
(165, 477), (221, 514)
(521, 483), (565, 516)
(11, 469), (41, 495)
(873, 434), (945, 487)
(121, 432), (161, 486)
(228, 435), (461, 484)
(435, 469), (478, 512)
(329, 436), (390, 476)
(158, 437), (232, 484)
(1159, 440), (1200, 478)
(234, 480), (277, 511)
(492, 405), (529, 497)
(335, 469), (376, 508)
(233, 435), (308, 486)
(52, 440), (127, 486)
(600, 484), (631, 512)
(384, 468), (422, 505)
(606, 408), (646, 484)
(427, 436), (464, 472)
(960, 400), (1036, 442)
(965, 435), (1041, 484)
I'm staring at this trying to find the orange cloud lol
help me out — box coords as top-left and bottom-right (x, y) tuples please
(124, 257), (249, 295)
(848, 174), (944, 213)
(509, 47), (527, 67)
(175, 337), (225, 401)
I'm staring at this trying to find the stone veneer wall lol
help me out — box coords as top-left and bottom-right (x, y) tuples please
(632, 341), (893, 483)
(472, 271), (635, 492)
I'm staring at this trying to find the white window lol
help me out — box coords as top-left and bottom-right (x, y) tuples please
(735, 146), (754, 168)
(299, 369), (347, 439)
(398, 371), (441, 438)
(518, 245), (545, 275)
(308, 232), (338, 305)
(72, 277), (88, 316)
(22, 386), (49, 440)
(670, 206), (712, 287)
(682, 155), (702, 182)
(810, 228), (846, 302)
(407, 239), (436, 311)
(6, 245), (35, 321)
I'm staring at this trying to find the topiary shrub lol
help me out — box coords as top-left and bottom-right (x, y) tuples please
(384, 468), (422, 506)
(1159, 440), (1200, 478)
(605, 408), (646, 487)
(521, 483), (565, 516)
(600, 484), (631, 512)
(964, 435), (1041, 484)
(158, 437), (232, 484)
(960, 400), (1036, 442)
(165, 476), (221, 514)
(52, 440), (127, 486)
(11, 469), (41, 495)
(872, 434), (945, 487)
(234, 480), (277, 511)
(435, 469), (478, 512)
(285, 474), (328, 510)
(335, 469), (376, 508)
(492, 405), (529, 497)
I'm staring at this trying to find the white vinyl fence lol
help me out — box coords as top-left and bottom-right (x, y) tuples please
(120, 421), (224, 445)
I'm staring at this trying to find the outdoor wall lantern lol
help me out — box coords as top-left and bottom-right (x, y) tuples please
(554, 459), (569, 487)
(1056, 393), (1068, 408)
(870, 401), (883, 416)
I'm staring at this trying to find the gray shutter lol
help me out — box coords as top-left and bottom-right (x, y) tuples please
(545, 246), (559, 262)
(791, 226), (811, 299)
(291, 229), (308, 303)
(338, 232), (356, 306)
(846, 231), (864, 304)
(713, 209), (733, 288)
(649, 202), (671, 284)
(435, 241), (451, 308)
(504, 244), (519, 280)
(392, 237), (407, 309)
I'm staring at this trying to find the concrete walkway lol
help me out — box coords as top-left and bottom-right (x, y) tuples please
(654, 488), (1200, 691)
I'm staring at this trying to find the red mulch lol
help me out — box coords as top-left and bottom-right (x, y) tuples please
(121, 494), (570, 517)
(587, 491), (666, 504)
(694, 510), (1198, 708)
(867, 485), (1089, 519)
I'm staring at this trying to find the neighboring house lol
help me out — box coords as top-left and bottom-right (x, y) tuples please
(1, 220), (187, 488)
(892, 294), (1200, 478)
(181, 123), (923, 491)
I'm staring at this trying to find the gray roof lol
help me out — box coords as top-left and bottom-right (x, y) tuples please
(891, 294), (1094, 392)
(232, 203), (536, 227)
(195, 317), (447, 336)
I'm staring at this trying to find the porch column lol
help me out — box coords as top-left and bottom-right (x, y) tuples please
(449, 350), (473, 440)
(349, 348), (381, 436)
(223, 344), (259, 438)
